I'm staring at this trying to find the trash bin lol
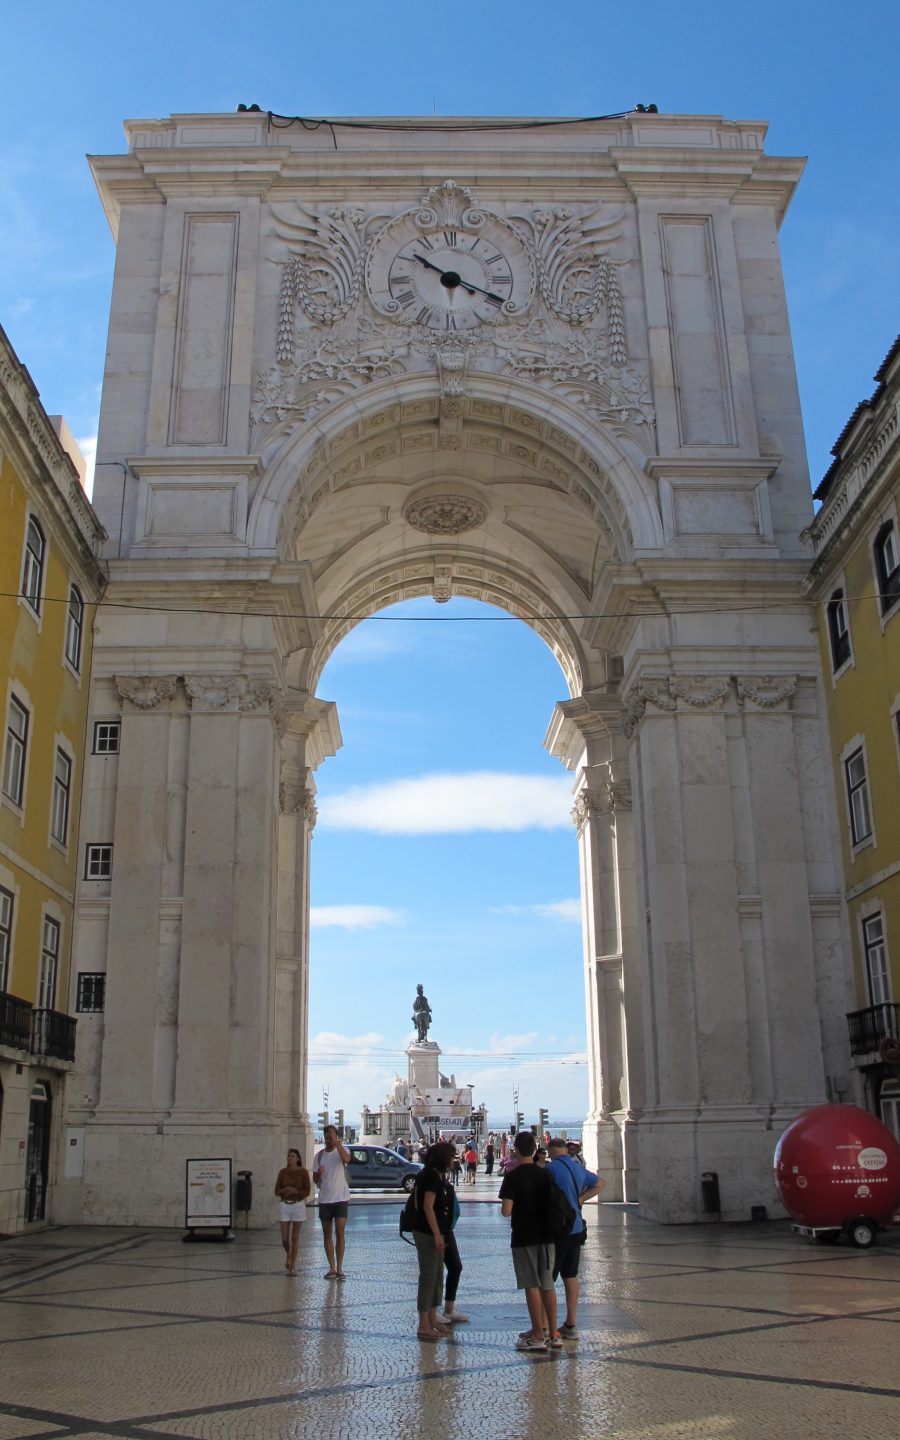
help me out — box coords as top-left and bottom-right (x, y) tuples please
(235, 1170), (253, 1214)
(700, 1171), (720, 1214)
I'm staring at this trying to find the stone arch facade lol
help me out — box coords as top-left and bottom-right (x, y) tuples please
(59, 111), (852, 1228)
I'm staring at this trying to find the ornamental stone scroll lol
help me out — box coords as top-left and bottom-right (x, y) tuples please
(115, 675), (177, 710)
(185, 675), (247, 712)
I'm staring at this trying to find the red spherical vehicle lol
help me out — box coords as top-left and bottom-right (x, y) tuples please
(774, 1104), (900, 1248)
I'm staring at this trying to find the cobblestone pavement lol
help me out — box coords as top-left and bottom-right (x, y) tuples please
(2, 1185), (899, 1440)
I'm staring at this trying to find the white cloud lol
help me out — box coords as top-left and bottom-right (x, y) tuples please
(493, 899), (581, 923)
(77, 434), (97, 498)
(310, 905), (402, 930)
(318, 771), (572, 834)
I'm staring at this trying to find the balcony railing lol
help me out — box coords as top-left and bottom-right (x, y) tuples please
(847, 1002), (900, 1057)
(31, 1008), (77, 1062)
(0, 991), (33, 1051)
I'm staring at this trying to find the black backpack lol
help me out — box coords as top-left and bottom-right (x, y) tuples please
(545, 1176), (577, 1245)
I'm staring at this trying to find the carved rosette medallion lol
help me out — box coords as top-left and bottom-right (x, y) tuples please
(403, 494), (488, 536)
(115, 675), (177, 711)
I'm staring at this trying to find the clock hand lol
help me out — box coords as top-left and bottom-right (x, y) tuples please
(412, 253), (445, 278)
(412, 253), (505, 306)
(453, 276), (506, 305)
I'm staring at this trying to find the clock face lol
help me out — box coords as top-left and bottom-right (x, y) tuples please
(367, 215), (534, 331)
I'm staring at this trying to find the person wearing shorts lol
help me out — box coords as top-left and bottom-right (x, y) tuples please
(274, 1147), (311, 1274)
(499, 1131), (559, 1354)
(546, 1138), (603, 1338)
(313, 1125), (351, 1279)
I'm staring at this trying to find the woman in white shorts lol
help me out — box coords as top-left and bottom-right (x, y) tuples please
(274, 1147), (311, 1274)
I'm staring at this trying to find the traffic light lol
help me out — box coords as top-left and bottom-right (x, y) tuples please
(335, 1108), (345, 1136)
(539, 1107), (549, 1134)
(516, 1111), (525, 1132)
(317, 1110), (329, 1131)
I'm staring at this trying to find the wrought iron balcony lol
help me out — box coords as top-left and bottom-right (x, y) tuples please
(847, 1002), (900, 1057)
(0, 991), (33, 1051)
(31, 1008), (77, 1062)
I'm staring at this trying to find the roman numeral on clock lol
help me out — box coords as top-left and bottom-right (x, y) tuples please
(491, 275), (512, 287)
(395, 290), (416, 309)
(415, 305), (433, 325)
(442, 230), (458, 248)
(390, 274), (411, 288)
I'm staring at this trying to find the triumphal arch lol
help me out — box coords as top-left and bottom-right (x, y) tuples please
(61, 110), (851, 1226)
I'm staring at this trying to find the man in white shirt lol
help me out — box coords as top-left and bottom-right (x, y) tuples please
(313, 1125), (351, 1278)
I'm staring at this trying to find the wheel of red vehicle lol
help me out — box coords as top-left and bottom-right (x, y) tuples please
(846, 1216), (878, 1249)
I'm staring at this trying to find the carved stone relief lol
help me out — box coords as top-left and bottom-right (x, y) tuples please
(252, 182), (653, 452)
(403, 494), (488, 536)
(623, 674), (798, 736)
(115, 675), (177, 710)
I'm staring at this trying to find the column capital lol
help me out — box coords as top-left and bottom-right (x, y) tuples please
(279, 779), (318, 829)
(115, 674), (177, 710)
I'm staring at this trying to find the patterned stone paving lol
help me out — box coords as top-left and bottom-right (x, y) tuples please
(2, 1191), (899, 1439)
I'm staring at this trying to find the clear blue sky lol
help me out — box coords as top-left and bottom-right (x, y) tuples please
(3, 1), (898, 1122)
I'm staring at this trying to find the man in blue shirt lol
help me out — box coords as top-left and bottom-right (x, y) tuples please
(546, 1137), (604, 1339)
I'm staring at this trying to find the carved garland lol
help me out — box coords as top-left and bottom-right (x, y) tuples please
(623, 675), (799, 737)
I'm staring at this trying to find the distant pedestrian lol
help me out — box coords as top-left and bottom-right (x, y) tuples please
(547, 1137), (603, 1339)
(451, 1151), (462, 1186)
(409, 1140), (456, 1341)
(465, 1143), (478, 1185)
(313, 1125), (351, 1280)
(499, 1131), (559, 1354)
(396, 1139), (408, 1160)
(274, 1147), (311, 1275)
(484, 1140), (495, 1176)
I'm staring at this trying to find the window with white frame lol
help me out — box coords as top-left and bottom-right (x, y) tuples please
(65, 585), (84, 671)
(863, 913), (891, 1007)
(21, 516), (45, 615)
(50, 747), (72, 845)
(3, 696), (29, 807)
(845, 747), (873, 845)
(84, 844), (112, 880)
(826, 588), (851, 671)
(0, 887), (12, 992)
(92, 721), (120, 754)
(38, 915), (60, 1010)
(875, 520), (900, 615)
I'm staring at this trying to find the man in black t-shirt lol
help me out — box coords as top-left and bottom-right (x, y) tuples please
(499, 1131), (560, 1354)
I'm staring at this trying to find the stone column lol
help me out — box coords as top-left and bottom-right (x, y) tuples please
(547, 692), (643, 1201)
(274, 696), (342, 1168)
(95, 676), (179, 1118)
(623, 670), (833, 1221)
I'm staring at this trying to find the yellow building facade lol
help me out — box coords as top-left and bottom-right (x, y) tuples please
(0, 323), (105, 1231)
(806, 336), (900, 1139)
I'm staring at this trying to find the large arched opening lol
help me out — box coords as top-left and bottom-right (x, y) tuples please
(262, 377), (651, 1200)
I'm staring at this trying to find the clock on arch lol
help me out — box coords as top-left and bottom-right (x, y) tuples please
(366, 182), (535, 332)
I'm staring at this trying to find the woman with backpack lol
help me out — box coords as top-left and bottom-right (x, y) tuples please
(410, 1140), (456, 1341)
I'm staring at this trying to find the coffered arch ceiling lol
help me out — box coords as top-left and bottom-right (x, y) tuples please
(253, 374), (663, 695)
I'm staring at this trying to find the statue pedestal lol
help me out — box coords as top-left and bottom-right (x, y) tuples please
(407, 1041), (441, 1092)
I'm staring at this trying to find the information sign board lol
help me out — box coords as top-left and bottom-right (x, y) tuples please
(185, 1157), (232, 1229)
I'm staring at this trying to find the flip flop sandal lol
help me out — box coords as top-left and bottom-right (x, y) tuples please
(324, 1270), (338, 1279)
